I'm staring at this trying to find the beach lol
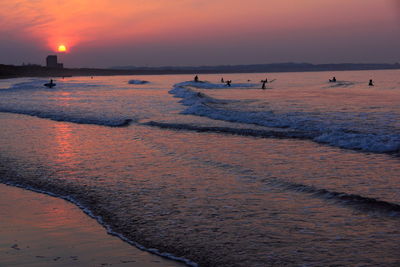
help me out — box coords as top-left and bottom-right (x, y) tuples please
(0, 71), (399, 266)
(0, 183), (185, 266)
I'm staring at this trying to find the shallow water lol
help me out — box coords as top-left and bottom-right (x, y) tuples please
(0, 184), (184, 267)
(0, 70), (399, 266)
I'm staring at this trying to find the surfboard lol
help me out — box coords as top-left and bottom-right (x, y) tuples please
(44, 83), (56, 88)
(260, 79), (276, 83)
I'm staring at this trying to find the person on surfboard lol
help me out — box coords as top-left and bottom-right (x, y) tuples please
(44, 79), (56, 88)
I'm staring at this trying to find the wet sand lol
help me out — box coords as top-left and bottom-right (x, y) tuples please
(0, 183), (186, 267)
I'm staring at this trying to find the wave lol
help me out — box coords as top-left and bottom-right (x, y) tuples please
(0, 79), (136, 127)
(2, 79), (399, 154)
(0, 79), (260, 129)
(324, 80), (357, 88)
(176, 81), (258, 89)
(128, 80), (150, 85)
(0, 108), (135, 127)
(1, 79), (50, 91)
(144, 121), (306, 139)
(169, 81), (400, 153)
(0, 79), (103, 92)
(265, 179), (400, 217)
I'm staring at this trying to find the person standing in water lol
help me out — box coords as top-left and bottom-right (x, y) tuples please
(221, 77), (224, 83)
(369, 79), (374, 86)
(261, 80), (266, 89)
(194, 75), (199, 82)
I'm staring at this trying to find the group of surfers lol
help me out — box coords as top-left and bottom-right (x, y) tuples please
(329, 76), (374, 86)
(195, 75), (375, 88)
(44, 75), (376, 89)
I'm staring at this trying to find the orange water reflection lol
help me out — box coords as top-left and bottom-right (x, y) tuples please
(52, 92), (73, 108)
(53, 122), (75, 164)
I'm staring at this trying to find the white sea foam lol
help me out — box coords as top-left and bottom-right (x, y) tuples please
(4, 79), (50, 91)
(2, 79), (103, 92)
(128, 79), (150, 85)
(177, 80), (258, 89)
(169, 81), (400, 153)
(324, 80), (357, 88)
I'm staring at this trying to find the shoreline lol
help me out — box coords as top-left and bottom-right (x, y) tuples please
(0, 182), (188, 267)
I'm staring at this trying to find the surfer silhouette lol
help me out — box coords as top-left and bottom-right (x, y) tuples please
(44, 79), (56, 88)
(262, 80), (266, 89)
(226, 80), (231, 87)
(194, 75), (199, 82)
(329, 77), (337, 82)
(369, 79), (374, 86)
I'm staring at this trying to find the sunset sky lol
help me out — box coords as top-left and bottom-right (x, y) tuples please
(0, 0), (399, 68)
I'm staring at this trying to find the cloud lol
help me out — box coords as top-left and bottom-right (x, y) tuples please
(1, 0), (290, 51)
(1, 0), (205, 50)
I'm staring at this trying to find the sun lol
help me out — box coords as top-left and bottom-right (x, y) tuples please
(58, 45), (67, 52)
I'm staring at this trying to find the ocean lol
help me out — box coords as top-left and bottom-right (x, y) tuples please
(0, 70), (399, 266)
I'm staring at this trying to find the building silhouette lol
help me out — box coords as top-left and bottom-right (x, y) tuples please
(46, 55), (63, 69)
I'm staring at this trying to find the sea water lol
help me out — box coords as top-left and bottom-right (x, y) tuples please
(0, 70), (399, 266)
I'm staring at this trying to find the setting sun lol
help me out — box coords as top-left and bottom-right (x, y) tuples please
(58, 45), (67, 52)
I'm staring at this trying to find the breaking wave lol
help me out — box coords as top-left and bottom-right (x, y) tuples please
(324, 80), (357, 88)
(265, 179), (400, 216)
(128, 80), (150, 85)
(169, 81), (400, 153)
(0, 107), (135, 127)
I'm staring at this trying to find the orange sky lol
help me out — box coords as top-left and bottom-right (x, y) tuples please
(0, 0), (399, 67)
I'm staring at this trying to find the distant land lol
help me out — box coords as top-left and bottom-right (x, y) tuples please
(1, 62), (399, 79)
(112, 62), (400, 73)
